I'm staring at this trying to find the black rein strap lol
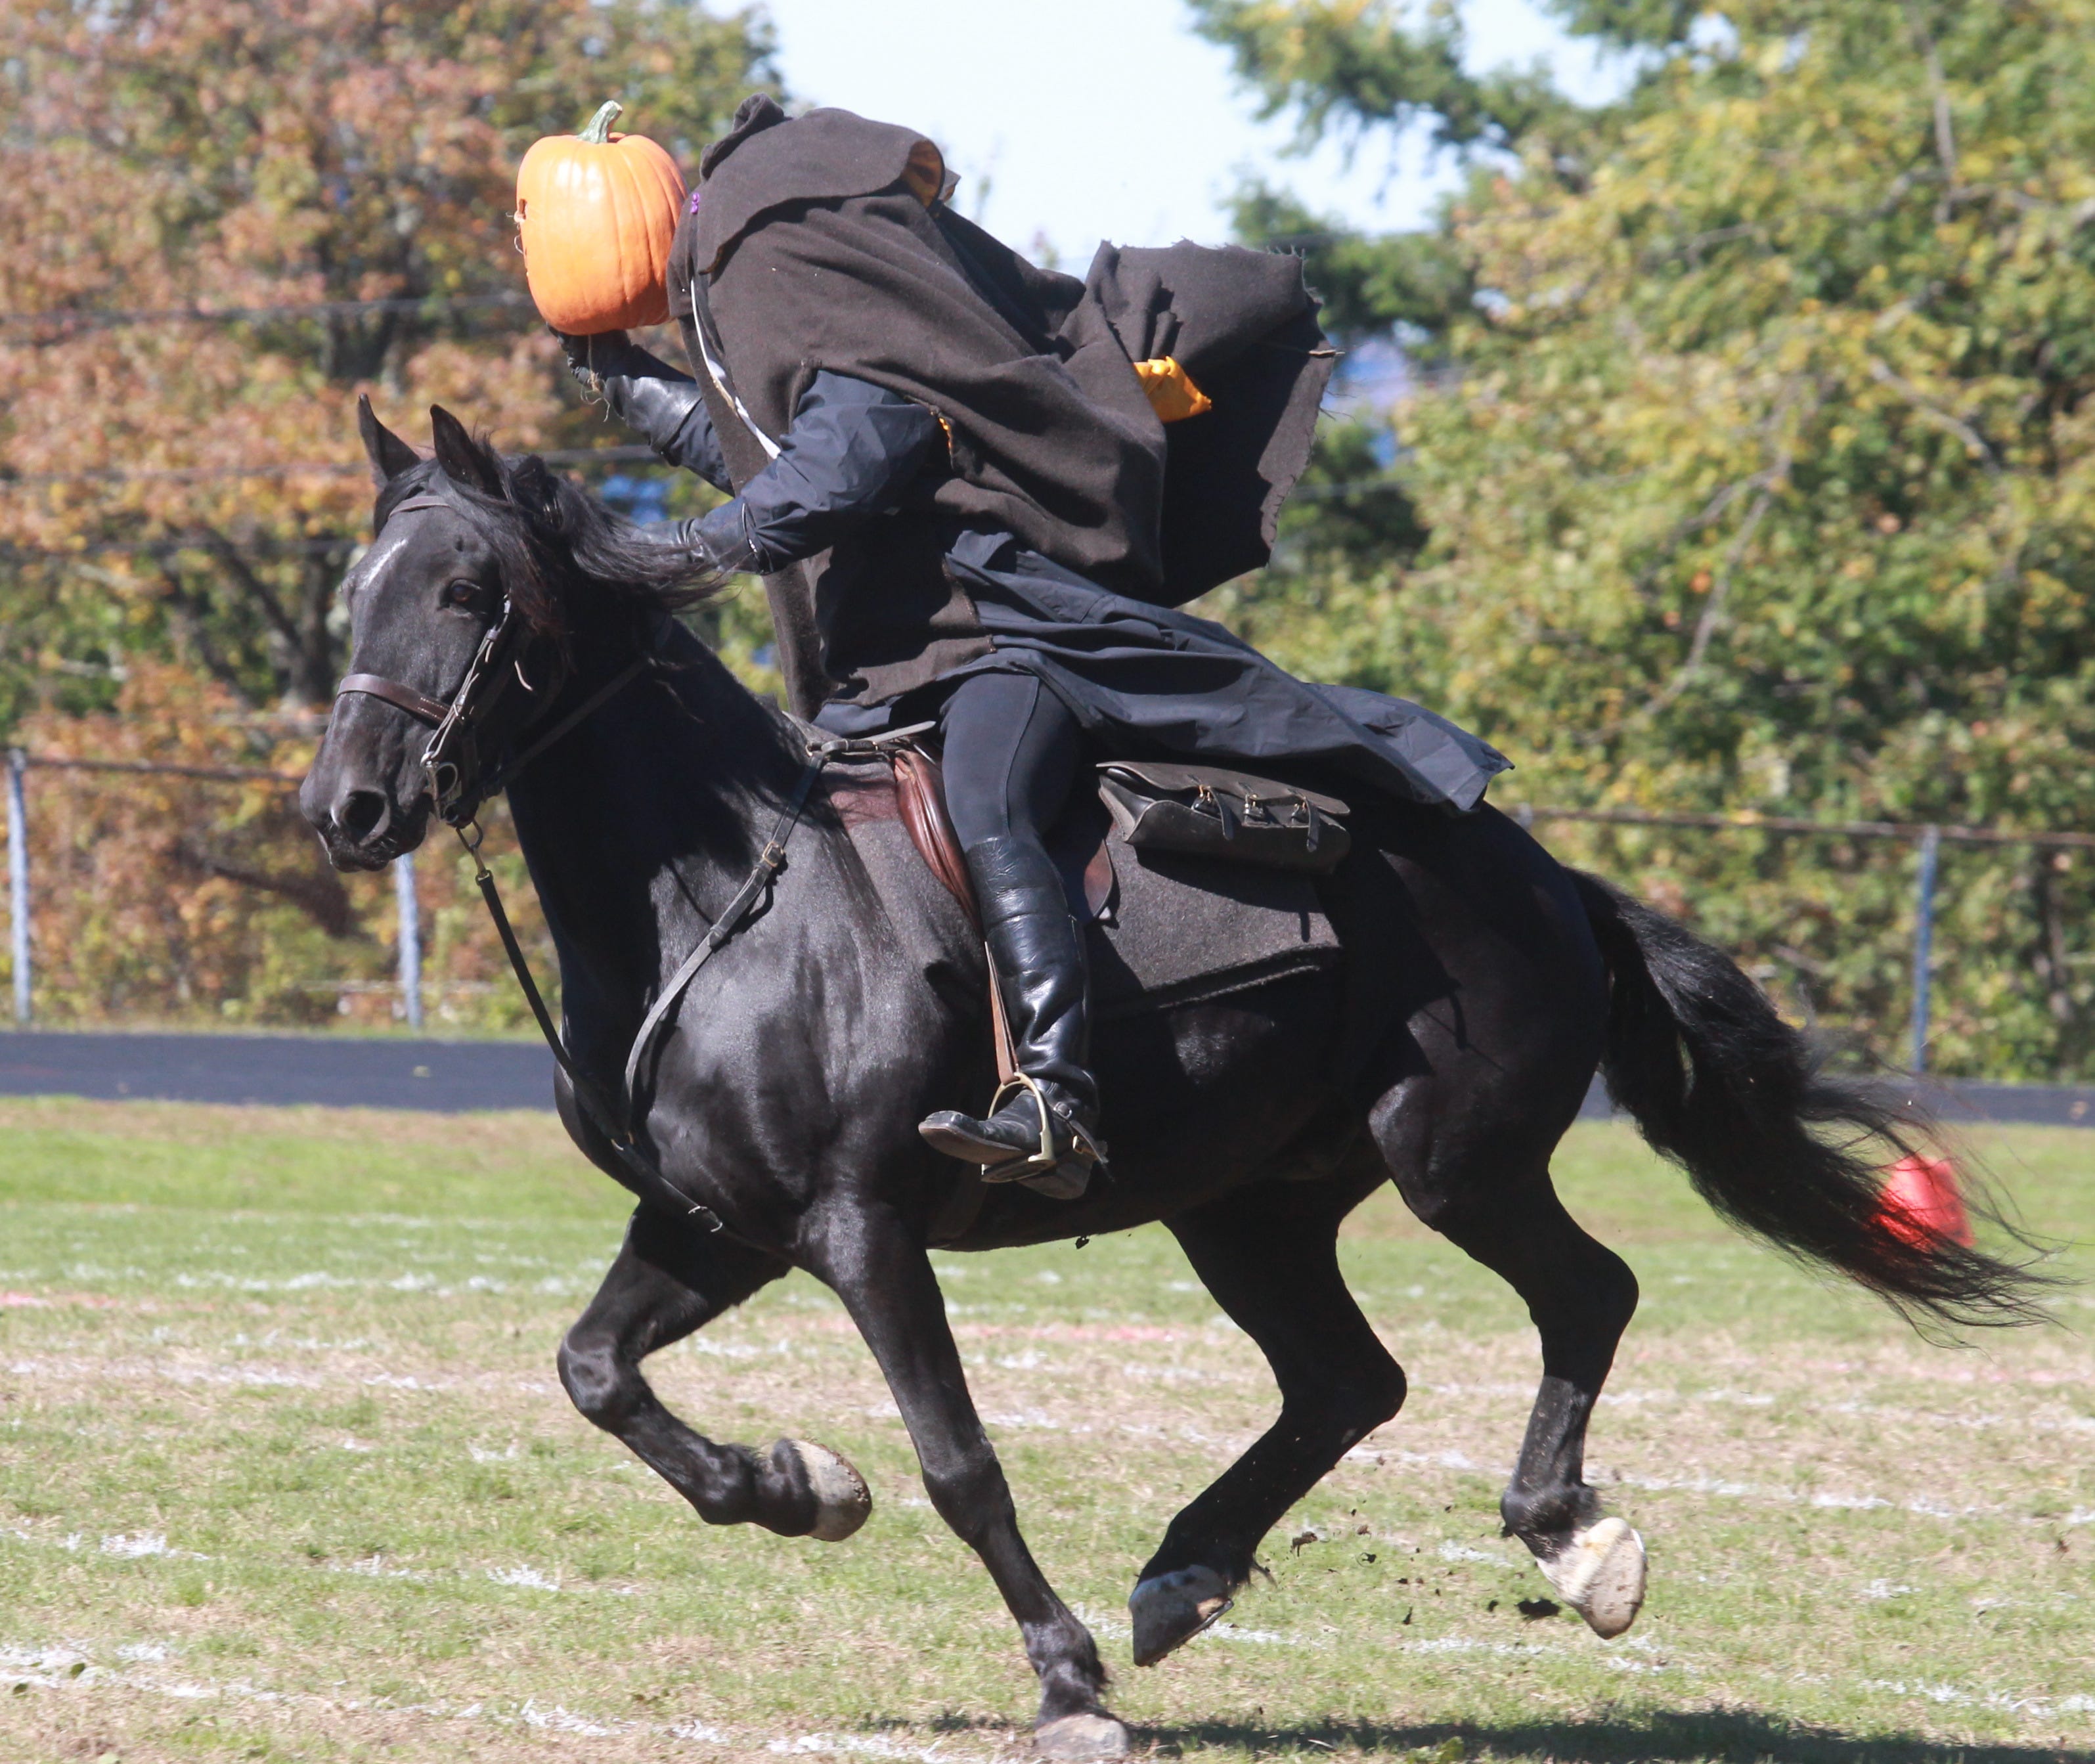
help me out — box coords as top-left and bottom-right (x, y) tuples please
(459, 719), (931, 1235)
(620, 753), (827, 1111)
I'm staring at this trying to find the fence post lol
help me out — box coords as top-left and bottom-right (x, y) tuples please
(1910, 823), (1941, 1074)
(394, 850), (424, 1033)
(7, 749), (28, 1027)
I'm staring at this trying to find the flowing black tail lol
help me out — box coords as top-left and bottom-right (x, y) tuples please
(1571, 871), (2045, 1329)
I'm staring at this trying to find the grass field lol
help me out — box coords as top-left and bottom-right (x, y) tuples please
(1, 1097), (2092, 1763)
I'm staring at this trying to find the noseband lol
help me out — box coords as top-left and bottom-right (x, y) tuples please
(332, 493), (640, 826)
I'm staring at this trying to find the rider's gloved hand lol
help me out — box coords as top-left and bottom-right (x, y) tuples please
(550, 328), (715, 478)
(552, 327), (673, 394)
(642, 504), (764, 577)
(553, 326), (615, 393)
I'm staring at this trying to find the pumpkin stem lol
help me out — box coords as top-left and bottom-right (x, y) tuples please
(579, 100), (623, 144)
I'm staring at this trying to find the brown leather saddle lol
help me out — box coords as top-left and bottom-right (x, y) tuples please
(827, 745), (1112, 1082)
(826, 741), (1352, 1077)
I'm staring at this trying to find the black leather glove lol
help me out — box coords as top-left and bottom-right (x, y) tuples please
(553, 327), (677, 391)
(641, 505), (764, 576)
(551, 327), (710, 468)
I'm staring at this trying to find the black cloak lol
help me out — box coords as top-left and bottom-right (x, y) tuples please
(667, 95), (1334, 607)
(659, 97), (1509, 812)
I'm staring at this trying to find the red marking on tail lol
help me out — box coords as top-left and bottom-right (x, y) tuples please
(1877, 1155), (1974, 1248)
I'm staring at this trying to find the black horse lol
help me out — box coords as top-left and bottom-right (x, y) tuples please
(303, 407), (2034, 1761)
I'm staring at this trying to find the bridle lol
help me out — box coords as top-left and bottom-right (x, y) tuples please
(332, 493), (646, 829)
(324, 488), (925, 1235)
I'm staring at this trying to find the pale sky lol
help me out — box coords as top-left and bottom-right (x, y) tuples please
(749, 0), (1633, 262)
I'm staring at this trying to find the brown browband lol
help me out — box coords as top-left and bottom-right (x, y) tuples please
(336, 673), (452, 727)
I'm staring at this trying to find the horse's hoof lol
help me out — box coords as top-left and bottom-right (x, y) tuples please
(1537, 1515), (1646, 1638)
(779, 1439), (871, 1542)
(1034, 1712), (1132, 1759)
(1128, 1564), (1233, 1666)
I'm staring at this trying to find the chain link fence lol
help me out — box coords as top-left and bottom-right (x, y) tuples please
(5, 747), (2093, 1076)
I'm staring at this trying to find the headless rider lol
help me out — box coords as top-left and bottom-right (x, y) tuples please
(560, 97), (1509, 1197)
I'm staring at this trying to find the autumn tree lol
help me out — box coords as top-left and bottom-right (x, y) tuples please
(1195, 0), (2095, 1077)
(0, 0), (770, 1024)
(0, 0), (768, 719)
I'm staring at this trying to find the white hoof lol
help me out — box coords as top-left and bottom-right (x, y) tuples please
(1128, 1564), (1233, 1667)
(1034, 1712), (1131, 1759)
(1538, 1515), (1646, 1639)
(781, 1439), (871, 1542)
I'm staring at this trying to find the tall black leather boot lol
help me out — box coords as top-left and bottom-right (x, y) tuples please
(919, 835), (1104, 1193)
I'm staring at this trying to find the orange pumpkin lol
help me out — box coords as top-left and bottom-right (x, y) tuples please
(516, 100), (686, 334)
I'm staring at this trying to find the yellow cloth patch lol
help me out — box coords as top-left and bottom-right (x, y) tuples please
(1133, 357), (1214, 423)
(904, 140), (946, 208)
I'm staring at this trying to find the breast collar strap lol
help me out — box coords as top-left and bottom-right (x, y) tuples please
(458, 718), (935, 1237)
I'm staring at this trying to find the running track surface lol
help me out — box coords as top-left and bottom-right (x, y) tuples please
(0, 1030), (2092, 1126)
(0, 1032), (550, 1114)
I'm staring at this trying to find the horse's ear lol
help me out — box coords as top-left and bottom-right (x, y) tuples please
(429, 405), (504, 498)
(357, 394), (420, 487)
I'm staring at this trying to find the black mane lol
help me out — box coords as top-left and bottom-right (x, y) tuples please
(374, 440), (722, 646)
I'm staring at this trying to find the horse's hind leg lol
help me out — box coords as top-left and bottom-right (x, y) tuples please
(1132, 1154), (1405, 1667)
(558, 1204), (872, 1541)
(1386, 1128), (1645, 1637)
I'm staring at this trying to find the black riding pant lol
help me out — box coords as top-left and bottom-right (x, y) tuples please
(939, 669), (1081, 856)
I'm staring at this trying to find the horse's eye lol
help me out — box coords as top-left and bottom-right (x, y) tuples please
(443, 580), (481, 609)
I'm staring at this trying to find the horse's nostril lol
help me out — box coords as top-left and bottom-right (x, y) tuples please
(335, 787), (389, 844)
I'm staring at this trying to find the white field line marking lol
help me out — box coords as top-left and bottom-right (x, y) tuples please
(1336, 1449), (2033, 1527)
(3, 1355), (571, 1401)
(1426, 1380), (2095, 1443)
(16, 1639), (2090, 1738)
(1607, 1469), (1993, 1520)
(7, 1357), (324, 1390)
(1342, 1447), (1482, 1470)
(0, 1652), (1009, 1761)
(1861, 1678), (2095, 1718)
(3, 1528), (208, 1562)
(1, 1526), (628, 1597)
(1072, 1604), (1302, 1649)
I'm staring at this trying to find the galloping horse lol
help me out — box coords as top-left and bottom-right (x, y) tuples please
(302, 406), (2033, 1761)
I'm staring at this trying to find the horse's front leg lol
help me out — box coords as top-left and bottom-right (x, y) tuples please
(560, 1205), (872, 1540)
(807, 1199), (1128, 1761)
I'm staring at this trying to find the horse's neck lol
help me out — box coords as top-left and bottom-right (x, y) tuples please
(503, 624), (805, 1015)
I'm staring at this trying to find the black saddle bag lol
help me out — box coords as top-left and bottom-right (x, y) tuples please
(1097, 761), (1351, 873)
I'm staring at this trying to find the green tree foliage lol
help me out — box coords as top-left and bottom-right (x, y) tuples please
(1194, 1), (2095, 1078)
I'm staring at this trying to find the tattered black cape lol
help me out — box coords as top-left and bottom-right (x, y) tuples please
(666, 97), (1509, 811)
(671, 96), (1333, 607)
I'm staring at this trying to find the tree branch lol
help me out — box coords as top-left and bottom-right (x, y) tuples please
(154, 563), (253, 699)
(1902, 1), (1960, 218)
(175, 836), (357, 937)
(1866, 356), (2003, 473)
(1643, 477), (1778, 716)
(194, 524), (307, 652)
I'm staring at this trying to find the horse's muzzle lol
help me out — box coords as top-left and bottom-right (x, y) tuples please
(300, 738), (433, 873)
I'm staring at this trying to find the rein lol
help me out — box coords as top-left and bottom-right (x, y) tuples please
(456, 720), (925, 1233)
